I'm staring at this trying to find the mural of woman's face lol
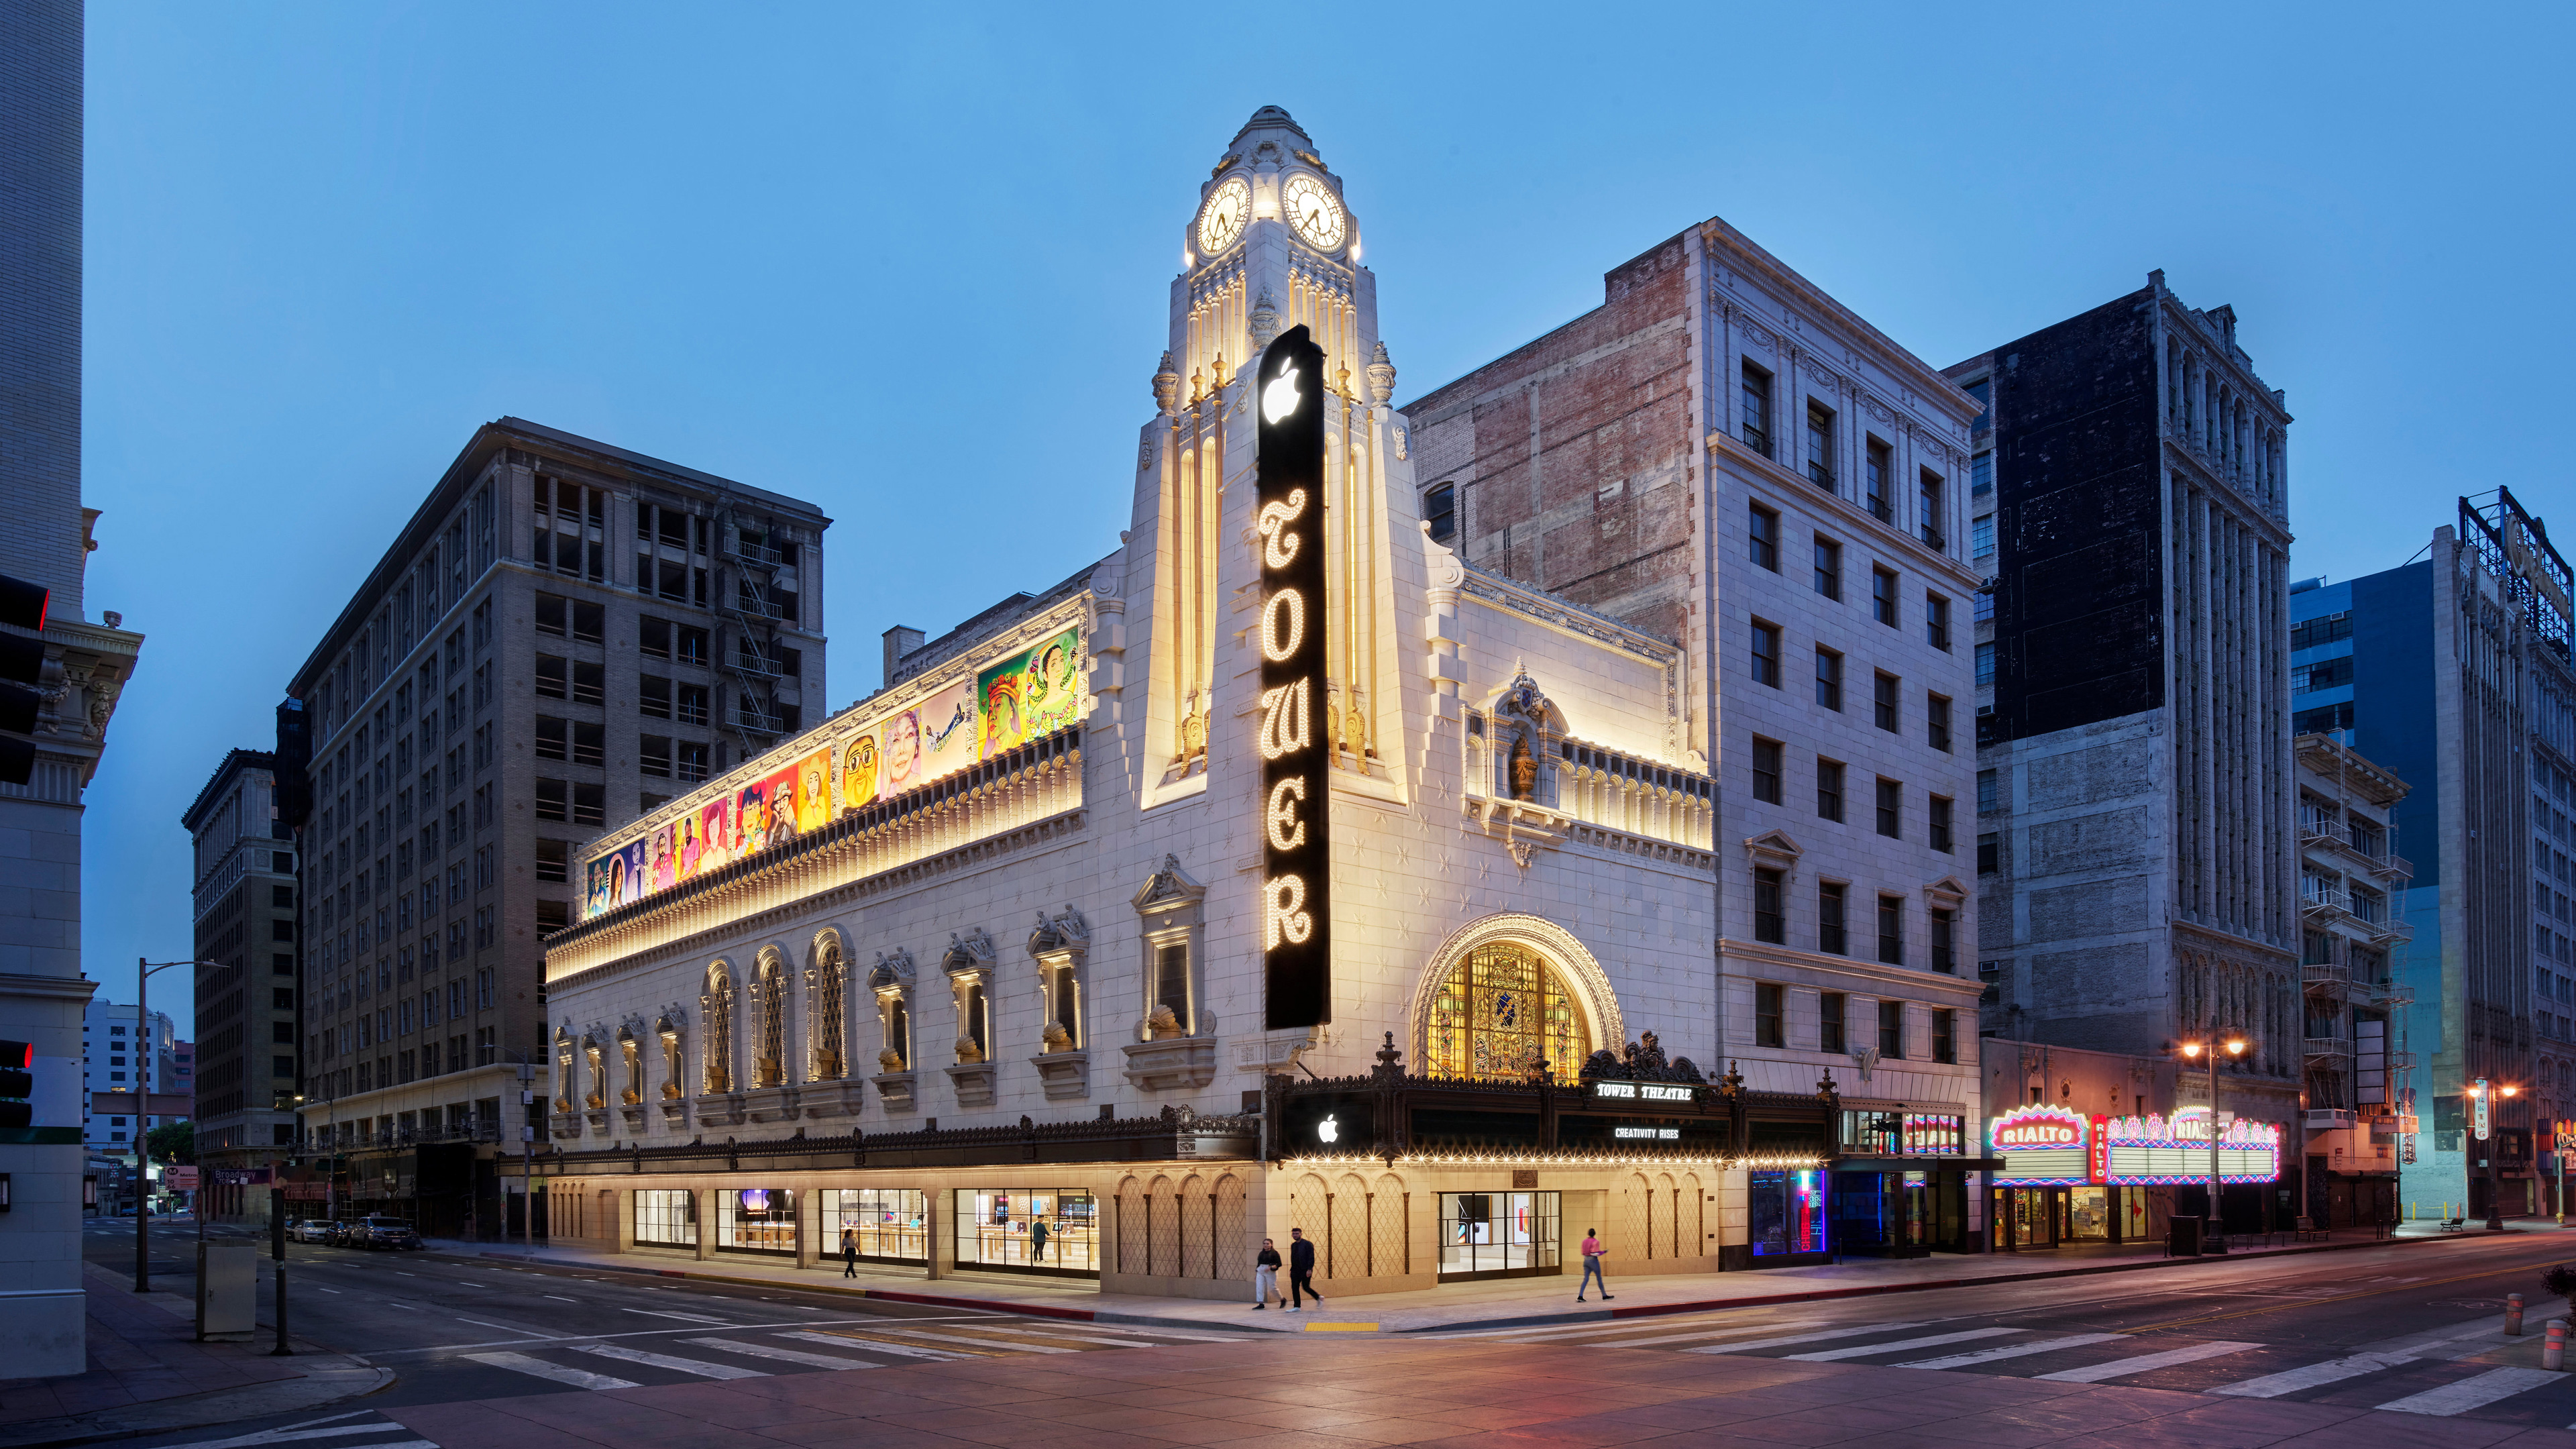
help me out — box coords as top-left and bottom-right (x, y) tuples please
(886, 712), (921, 780)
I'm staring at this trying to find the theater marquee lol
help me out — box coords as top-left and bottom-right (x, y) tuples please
(1258, 324), (1332, 1030)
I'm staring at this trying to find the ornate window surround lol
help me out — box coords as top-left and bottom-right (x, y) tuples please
(1131, 853), (1207, 1039)
(1405, 913), (1623, 1075)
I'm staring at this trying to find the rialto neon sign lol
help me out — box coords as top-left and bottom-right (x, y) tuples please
(1258, 324), (1332, 1030)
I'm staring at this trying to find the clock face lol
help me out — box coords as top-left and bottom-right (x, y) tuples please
(1281, 173), (1346, 252)
(1197, 177), (1250, 256)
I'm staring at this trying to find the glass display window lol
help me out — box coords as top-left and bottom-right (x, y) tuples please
(823, 1187), (927, 1265)
(716, 1186), (797, 1256)
(633, 1187), (697, 1247)
(953, 1189), (1099, 1278)
(1750, 1169), (1829, 1256)
(1436, 1191), (1560, 1281)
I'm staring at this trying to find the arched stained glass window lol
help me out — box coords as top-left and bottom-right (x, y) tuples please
(1426, 942), (1589, 1081)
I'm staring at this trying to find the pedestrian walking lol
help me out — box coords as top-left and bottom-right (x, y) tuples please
(841, 1226), (858, 1278)
(1287, 1226), (1323, 1310)
(1252, 1238), (1284, 1309)
(1576, 1228), (1612, 1301)
(1032, 1218), (1051, 1263)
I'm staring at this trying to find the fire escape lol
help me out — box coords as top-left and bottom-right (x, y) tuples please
(716, 508), (796, 759)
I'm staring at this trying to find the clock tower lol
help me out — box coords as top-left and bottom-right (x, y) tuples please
(1135, 107), (1409, 820)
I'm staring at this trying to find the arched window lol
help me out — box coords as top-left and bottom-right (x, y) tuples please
(811, 935), (847, 1081)
(703, 965), (735, 1094)
(752, 951), (786, 1087)
(1425, 941), (1590, 1081)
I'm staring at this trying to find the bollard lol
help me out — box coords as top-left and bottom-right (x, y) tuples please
(269, 1262), (293, 1356)
(2548, 1320), (2567, 1371)
(2508, 1293), (2525, 1336)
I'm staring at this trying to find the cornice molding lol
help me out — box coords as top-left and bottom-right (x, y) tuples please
(1719, 938), (1986, 1000)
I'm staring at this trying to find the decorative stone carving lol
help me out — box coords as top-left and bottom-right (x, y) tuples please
(1031, 1049), (1090, 1101)
(743, 1085), (798, 1124)
(1248, 288), (1280, 351)
(872, 1071), (917, 1110)
(1122, 1037), (1218, 1092)
(1366, 341), (1396, 405)
(944, 1061), (998, 1109)
(1152, 350), (1181, 415)
(1392, 424), (1409, 462)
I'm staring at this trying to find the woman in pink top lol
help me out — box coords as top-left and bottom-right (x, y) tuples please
(1576, 1228), (1612, 1301)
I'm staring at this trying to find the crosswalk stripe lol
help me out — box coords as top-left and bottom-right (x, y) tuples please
(780, 1330), (976, 1361)
(462, 1351), (639, 1390)
(2033, 1340), (2259, 1383)
(680, 1338), (881, 1371)
(1682, 1322), (1935, 1356)
(572, 1343), (769, 1379)
(837, 1324), (1081, 1354)
(2208, 1350), (2416, 1399)
(1784, 1327), (2024, 1362)
(2376, 1366), (2563, 1416)
(1894, 1332), (2128, 1371)
(622, 1309), (732, 1324)
(1553, 1321), (1823, 1350)
(163, 1424), (433, 1449)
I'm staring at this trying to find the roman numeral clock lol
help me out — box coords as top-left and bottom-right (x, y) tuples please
(1256, 323), (1332, 1032)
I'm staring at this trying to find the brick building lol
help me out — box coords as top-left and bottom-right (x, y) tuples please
(286, 419), (830, 1236)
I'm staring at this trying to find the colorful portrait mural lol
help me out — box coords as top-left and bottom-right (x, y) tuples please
(583, 621), (1085, 920)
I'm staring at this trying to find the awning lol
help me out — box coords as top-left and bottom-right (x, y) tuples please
(1830, 1155), (2008, 1173)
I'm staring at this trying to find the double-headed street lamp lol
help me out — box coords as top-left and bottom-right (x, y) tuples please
(2179, 1034), (2250, 1249)
(131, 957), (232, 1293)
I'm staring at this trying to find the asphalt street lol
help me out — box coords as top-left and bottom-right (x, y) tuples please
(75, 1217), (2576, 1446)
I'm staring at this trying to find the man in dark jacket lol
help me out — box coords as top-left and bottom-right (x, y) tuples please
(1287, 1227), (1322, 1310)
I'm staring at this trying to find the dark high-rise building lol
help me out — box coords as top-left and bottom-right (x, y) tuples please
(1947, 272), (2304, 1149)
(286, 417), (830, 1234)
(180, 749), (303, 1221)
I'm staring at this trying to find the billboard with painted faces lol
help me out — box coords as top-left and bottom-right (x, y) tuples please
(582, 621), (1083, 920)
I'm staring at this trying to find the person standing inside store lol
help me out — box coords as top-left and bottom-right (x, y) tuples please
(1576, 1228), (1612, 1301)
(841, 1226), (859, 1279)
(1252, 1237), (1284, 1309)
(1031, 1216), (1051, 1263)
(1287, 1227), (1323, 1310)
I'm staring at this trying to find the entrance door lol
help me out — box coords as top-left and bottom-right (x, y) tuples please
(1437, 1191), (1560, 1281)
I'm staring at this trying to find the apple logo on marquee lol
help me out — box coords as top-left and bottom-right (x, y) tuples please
(1317, 1114), (1338, 1144)
(1263, 362), (1302, 424)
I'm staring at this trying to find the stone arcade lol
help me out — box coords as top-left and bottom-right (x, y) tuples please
(529, 108), (1988, 1297)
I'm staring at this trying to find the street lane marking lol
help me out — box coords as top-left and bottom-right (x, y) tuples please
(1541, 1321), (1821, 1350)
(2035, 1340), (2259, 1383)
(2377, 1366), (2561, 1415)
(574, 1342), (769, 1379)
(1682, 1322), (1935, 1355)
(454, 1318), (546, 1334)
(782, 1330), (973, 1361)
(543, 1295), (578, 1302)
(464, 1351), (638, 1390)
(832, 1324), (1080, 1354)
(158, 1420), (413, 1448)
(1896, 1333), (2128, 1370)
(1786, 1327), (2022, 1362)
(2133, 1255), (2564, 1334)
(622, 1309), (732, 1324)
(680, 1337), (880, 1370)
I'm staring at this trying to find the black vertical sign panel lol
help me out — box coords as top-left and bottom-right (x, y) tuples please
(1257, 324), (1332, 1030)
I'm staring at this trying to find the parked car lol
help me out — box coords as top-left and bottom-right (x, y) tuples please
(351, 1216), (423, 1250)
(289, 1219), (337, 1243)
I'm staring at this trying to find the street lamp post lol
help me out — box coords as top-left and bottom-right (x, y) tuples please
(2479, 1081), (2520, 1232)
(2179, 1034), (2251, 1250)
(132, 957), (230, 1294)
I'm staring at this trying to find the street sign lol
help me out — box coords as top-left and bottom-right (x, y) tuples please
(90, 1091), (193, 1117)
(2474, 1078), (2492, 1141)
(167, 1167), (199, 1189)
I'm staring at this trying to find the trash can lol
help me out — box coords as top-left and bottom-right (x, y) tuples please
(197, 1242), (257, 1342)
(2168, 1215), (2204, 1257)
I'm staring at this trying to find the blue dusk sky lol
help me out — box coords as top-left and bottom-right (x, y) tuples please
(76, 2), (2569, 1018)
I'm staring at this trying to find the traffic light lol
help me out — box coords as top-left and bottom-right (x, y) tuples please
(0, 1040), (34, 1130)
(0, 574), (50, 788)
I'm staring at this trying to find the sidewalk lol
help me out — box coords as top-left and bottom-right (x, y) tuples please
(442, 1216), (2557, 1336)
(0, 1261), (389, 1449)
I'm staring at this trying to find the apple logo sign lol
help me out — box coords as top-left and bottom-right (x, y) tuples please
(1264, 362), (1302, 425)
(1316, 1113), (1338, 1144)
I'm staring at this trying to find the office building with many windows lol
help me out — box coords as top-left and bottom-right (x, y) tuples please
(2289, 490), (2572, 1218)
(286, 419), (830, 1236)
(180, 748), (303, 1220)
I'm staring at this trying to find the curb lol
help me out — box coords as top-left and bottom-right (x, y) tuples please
(0, 1357), (391, 1449)
(441, 1228), (2500, 1342)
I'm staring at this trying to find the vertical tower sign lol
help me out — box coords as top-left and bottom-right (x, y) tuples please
(1256, 324), (1332, 1030)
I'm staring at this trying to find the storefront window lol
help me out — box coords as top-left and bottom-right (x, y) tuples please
(634, 1187), (696, 1248)
(953, 1189), (1097, 1278)
(2068, 1185), (2110, 1240)
(1841, 1110), (1966, 1157)
(716, 1186), (796, 1256)
(1436, 1191), (1560, 1281)
(1750, 1169), (1827, 1256)
(822, 1188), (926, 1265)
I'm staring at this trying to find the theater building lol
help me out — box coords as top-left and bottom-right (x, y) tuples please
(530, 108), (1989, 1297)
